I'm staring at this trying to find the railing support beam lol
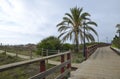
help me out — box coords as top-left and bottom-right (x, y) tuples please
(67, 53), (71, 78)
(61, 55), (65, 79)
(40, 60), (46, 79)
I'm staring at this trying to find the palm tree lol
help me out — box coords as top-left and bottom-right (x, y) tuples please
(57, 7), (97, 53)
(116, 24), (120, 38)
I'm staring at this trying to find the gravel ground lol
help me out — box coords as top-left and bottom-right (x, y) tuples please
(70, 46), (120, 79)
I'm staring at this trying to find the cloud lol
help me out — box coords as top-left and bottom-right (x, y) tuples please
(0, 0), (120, 44)
(0, 0), (61, 44)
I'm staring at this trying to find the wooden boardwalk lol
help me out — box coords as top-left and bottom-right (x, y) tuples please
(70, 46), (120, 79)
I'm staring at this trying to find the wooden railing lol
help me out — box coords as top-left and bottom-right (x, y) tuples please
(0, 51), (71, 79)
(85, 44), (97, 59)
(41, 48), (67, 56)
(85, 43), (110, 59)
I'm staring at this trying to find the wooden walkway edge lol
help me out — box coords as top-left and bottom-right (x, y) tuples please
(70, 46), (120, 79)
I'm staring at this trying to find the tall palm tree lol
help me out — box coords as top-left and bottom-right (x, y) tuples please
(57, 7), (97, 52)
(116, 24), (120, 38)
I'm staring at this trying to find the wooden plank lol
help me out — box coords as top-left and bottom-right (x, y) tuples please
(28, 60), (71, 79)
(55, 69), (70, 79)
(0, 51), (70, 72)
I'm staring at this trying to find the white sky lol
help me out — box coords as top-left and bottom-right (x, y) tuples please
(0, 0), (120, 45)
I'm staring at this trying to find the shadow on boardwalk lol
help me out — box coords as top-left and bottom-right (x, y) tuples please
(70, 46), (120, 79)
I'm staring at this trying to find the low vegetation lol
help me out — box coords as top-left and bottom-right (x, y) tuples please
(0, 54), (58, 79)
(0, 63), (57, 79)
(0, 53), (22, 65)
(71, 52), (85, 63)
(111, 35), (120, 49)
(0, 44), (37, 57)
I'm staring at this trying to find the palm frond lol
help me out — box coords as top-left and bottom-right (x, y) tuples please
(85, 33), (95, 42)
(85, 26), (98, 36)
(65, 13), (74, 22)
(81, 12), (91, 19)
(116, 24), (120, 27)
(86, 21), (97, 26)
(117, 29), (120, 33)
(63, 17), (74, 26)
(57, 21), (65, 27)
(58, 32), (67, 38)
(58, 25), (71, 32)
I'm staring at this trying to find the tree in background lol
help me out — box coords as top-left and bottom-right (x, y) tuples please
(57, 7), (97, 53)
(116, 24), (120, 38)
(36, 36), (61, 55)
(111, 24), (120, 49)
(112, 35), (120, 49)
(61, 43), (73, 50)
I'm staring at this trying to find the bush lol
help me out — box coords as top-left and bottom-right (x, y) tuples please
(36, 36), (62, 55)
(61, 43), (72, 50)
(112, 35), (120, 49)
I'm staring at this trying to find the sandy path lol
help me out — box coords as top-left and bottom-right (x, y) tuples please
(70, 46), (120, 79)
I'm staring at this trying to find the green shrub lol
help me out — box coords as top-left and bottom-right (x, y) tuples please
(112, 35), (120, 49)
(36, 36), (61, 55)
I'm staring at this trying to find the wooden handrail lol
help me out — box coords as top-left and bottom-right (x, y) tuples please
(0, 51), (71, 79)
(85, 43), (110, 59)
(29, 60), (70, 79)
(0, 51), (70, 72)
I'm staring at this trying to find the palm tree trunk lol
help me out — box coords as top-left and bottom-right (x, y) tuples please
(75, 31), (79, 53)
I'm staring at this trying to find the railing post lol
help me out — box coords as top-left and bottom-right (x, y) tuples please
(61, 54), (65, 79)
(16, 51), (18, 57)
(85, 47), (88, 59)
(4, 45), (7, 55)
(41, 48), (43, 56)
(40, 60), (46, 79)
(46, 49), (48, 68)
(46, 49), (48, 56)
(58, 50), (60, 54)
(30, 50), (32, 59)
(67, 51), (71, 78)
